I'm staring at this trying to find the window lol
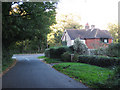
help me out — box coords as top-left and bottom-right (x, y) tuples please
(100, 38), (108, 43)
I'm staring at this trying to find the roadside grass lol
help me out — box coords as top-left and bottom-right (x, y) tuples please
(44, 58), (63, 64)
(38, 56), (46, 59)
(2, 59), (16, 71)
(53, 62), (114, 88)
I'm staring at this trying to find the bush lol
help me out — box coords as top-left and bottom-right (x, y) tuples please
(72, 53), (79, 62)
(45, 48), (50, 57)
(62, 41), (67, 46)
(73, 38), (88, 55)
(106, 43), (120, 57)
(105, 66), (120, 88)
(69, 45), (74, 53)
(45, 46), (71, 59)
(61, 52), (71, 62)
(78, 55), (120, 67)
(89, 47), (106, 56)
(56, 46), (71, 58)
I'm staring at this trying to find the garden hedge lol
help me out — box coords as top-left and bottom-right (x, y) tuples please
(45, 46), (71, 58)
(78, 55), (120, 67)
(61, 51), (71, 62)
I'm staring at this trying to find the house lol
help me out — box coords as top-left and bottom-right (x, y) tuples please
(61, 23), (113, 49)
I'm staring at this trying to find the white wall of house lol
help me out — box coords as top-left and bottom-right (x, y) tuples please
(81, 40), (85, 44)
(62, 31), (86, 46)
(71, 40), (85, 45)
(62, 32), (72, 46)
(71, 40), (74, 45)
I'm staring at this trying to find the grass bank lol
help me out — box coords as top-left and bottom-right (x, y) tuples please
(38, 56), (63, 63)
(2, 59), (16, 71)
(53, 62), (114, 88)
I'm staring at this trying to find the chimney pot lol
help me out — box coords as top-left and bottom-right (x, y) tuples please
(85, 23), (89, 30)
(91, 25), (95, 30)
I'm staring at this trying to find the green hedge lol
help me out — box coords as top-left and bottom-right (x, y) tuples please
(106, 43), (120, 57)
(45, 48), (50, 57)
(45, 46), (71, 59)
(78, 55), (120, 67)
(61, 51), (71, 62)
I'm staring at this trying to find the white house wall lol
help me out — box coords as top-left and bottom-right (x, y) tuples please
(81, 40), (85, 44)
(62, 32), (72, 46)
(71, 40), (85, 45)
(62, 31), (86, 46)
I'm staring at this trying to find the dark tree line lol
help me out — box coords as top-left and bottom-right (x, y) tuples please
(2, 2), (57, 65)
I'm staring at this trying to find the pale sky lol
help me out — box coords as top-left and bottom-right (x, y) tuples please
(56, 0), (120, 30)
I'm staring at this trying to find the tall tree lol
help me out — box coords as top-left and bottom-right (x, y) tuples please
(47, 13), (83, 47)
(107, 23), (119, 43)
(2, 2), (57, 50)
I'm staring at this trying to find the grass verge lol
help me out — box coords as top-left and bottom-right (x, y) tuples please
(44, 58), (63, 64)
(53, 62), (114, 88)
(2, 59), (16, 72)
(38, 56), (46, 59)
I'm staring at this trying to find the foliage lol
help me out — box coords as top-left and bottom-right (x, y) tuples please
(38, 56), (46, 59)
(94, 66), (120, 88)
(58, 13), (83, 29)
(53, 63), (113, 88)
(2, 2), (57, 49)
(73, 38), (88, 55)
(106, 43), (120, 57)
(2, 2), (58, 70)
(2, 47), (15, 71)
(78, 55), (120, 67)
(107, 23), (119, 43)
(47, 28), (63, 47)
(89, 47), (106, 56)
(72, 53), (79, 62)
(47, 13), (83, 47)
(62, 41), (67, 46)
(61, 52), (71, 62)
(69, 45), (74, 53)
(45, 46), (71, 58)
(44, 58), (63, 64)
(45, 48), (50, 57)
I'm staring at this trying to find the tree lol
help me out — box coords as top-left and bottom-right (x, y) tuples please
(47, 13), (83, 47)
(73, 38), (88, 55)
(2, 2), (57, 51)
(107, 23), (119, 43)
(57, 13), (83, 29)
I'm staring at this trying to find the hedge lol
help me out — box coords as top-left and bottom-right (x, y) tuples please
(61, 51), (71, 62)
(45, 46), (71, 59)
(78, 55), (120, 67)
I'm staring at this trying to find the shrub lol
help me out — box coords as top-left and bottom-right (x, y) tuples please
(97, 66), (120, 88)
(89, 47), (106, 55)
(62, 41), (67, 46)
(56, 46), (71, 58)
(61, 52), (71, 62)
(78, 55), (120, 67)
(49, 48), (57, 58)
(72, 53), (79, 62)
(106, 43), (120, 57)
(45, 46), (71, 59)
(45, 48), (50, 57)
(69, 45), (74, 53)
(73, 38), (88, 55)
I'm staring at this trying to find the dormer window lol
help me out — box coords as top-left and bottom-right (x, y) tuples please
(100, 38), (108, 43)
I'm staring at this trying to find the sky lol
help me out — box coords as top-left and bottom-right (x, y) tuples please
(56, 0), (120, 30)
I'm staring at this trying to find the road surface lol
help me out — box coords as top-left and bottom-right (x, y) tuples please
(2, 54), (89, 88)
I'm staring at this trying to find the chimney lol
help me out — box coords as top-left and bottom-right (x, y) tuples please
(85, 23), (89, 30)
(91, 25), (95, 30)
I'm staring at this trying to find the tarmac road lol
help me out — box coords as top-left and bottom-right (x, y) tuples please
(2, 54), (89, 88)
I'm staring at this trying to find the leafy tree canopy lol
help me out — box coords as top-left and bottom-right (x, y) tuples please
(107, 23), (119, 43)
(2, 2), (57, 49)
